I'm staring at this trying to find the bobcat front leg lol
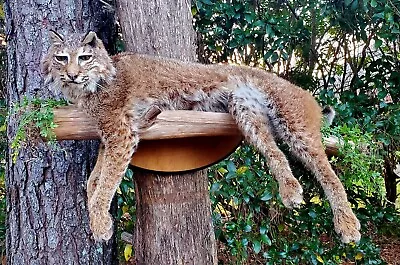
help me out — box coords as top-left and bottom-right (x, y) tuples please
(88, 119), (138, 241)
(87, 143), (105, 201)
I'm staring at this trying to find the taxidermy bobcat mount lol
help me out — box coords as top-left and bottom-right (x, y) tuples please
(42, 31), (361, 243)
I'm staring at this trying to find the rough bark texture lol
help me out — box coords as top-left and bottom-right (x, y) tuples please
(5, 1), (117, 264)
(116, 0), (197, 62)
(384, 156), (398, 204)
(134, 170), (217, 265)
(115, 0), (217, 264)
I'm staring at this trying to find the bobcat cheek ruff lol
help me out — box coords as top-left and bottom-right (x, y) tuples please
(42, 31), (361, 243)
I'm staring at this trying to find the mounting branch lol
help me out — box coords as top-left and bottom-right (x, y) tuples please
(52, 106), (341, 172)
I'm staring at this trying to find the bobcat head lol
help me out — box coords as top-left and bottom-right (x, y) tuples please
(42, 31), (116, 102)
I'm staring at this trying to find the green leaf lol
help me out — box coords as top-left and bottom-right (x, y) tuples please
(391, 27), (400, 34)
(218, 167), (228, 174)
(316, 254), (324, 263)
(266, 24), (275, 37)
(210, 182), (220, 192)
(372, 12), (384, 20)
(374, 38), (383, 49)
(351, 0), (358, 10)
(244, 13), (253, 23)
(386, 12), (394, 23)
(252, 240), (261, 254)
(260, 190), (273, 201)
(370, 0), (377, 7)
(227, 161), (236, 173)
(261, 234), (272, 246)
(236, 166), (248, 174)
(200, 0), (212, 5)
(344, 0), (353, 6)
(260, 225), (268, 234)
(191, 7), (198, 16)
(270, 52), (279, 63)
(308, 210), (317, 219)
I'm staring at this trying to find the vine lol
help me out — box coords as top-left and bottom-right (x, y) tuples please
(10, 97), (68, 161)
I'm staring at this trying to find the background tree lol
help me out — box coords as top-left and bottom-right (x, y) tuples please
(115, 0), (217, 264)
(5, 1), (117, 264)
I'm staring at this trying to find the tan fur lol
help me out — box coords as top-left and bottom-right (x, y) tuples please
(42, 31), (361, 243)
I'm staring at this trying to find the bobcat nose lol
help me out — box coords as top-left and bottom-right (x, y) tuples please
(67, 73), (78, 81)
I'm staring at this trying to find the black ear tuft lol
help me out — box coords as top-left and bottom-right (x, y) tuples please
(82, 31), (98, 47)
(49, 30), (64, 45)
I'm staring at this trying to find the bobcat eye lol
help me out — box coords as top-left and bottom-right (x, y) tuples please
(79, 55), (92, 61)
(55, 55), (68, 63)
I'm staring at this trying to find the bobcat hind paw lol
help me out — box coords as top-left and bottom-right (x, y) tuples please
(333, 207), (361, 244)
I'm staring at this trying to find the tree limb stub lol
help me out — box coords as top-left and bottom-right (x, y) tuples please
(52, 106), (340, 156)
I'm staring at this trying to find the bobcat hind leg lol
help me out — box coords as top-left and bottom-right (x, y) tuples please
(279, 113), (361, 243)
(228, 83), (303, 208)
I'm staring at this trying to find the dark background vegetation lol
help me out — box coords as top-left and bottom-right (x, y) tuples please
(1, 0), (400, 264)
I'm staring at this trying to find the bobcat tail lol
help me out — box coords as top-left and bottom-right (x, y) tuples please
(322, 106), (335, 126)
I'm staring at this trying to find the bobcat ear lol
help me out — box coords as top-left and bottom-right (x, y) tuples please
(49, 30), (64, 45)
(82, 31), (98, 47)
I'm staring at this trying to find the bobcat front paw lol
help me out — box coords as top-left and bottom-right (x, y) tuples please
(279, 178), (303, 208)
(333, 207), (361, 243)
(89, 211), (114, 242)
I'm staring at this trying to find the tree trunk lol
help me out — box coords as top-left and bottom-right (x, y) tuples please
(116, 0), (197, 62)
(384, 156), (398, 204)
(115, 0), (217, 264)
(5, 1), (117, 264)
(134, 170), (217, 264)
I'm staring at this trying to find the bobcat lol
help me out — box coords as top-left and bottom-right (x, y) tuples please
(42, 31), (361, 243)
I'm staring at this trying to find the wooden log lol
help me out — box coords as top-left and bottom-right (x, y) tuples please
(53, 106), (241, 140)
(53, 106), (243, 172)
(52, 106), (341, 157)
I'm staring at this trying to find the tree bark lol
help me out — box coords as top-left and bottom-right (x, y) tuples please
(5, 1), (117, 264)
(116, 0), (197, 62)
(384, 156), (398, 204)
(115, 0), (218, 264)
(134, 170), (217, 265)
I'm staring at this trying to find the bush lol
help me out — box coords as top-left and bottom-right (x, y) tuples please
(207, 125), (391, 264)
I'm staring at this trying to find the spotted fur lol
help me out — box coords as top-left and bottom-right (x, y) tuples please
(42, 31), (361, 243)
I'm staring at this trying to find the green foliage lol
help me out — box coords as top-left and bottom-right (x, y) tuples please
(208, 125), (391, 264)
(325, 125), (385, 195)
(117, 168), (136, 261)
(193, 0), (400, 166)
(10, 97), (67, 161)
